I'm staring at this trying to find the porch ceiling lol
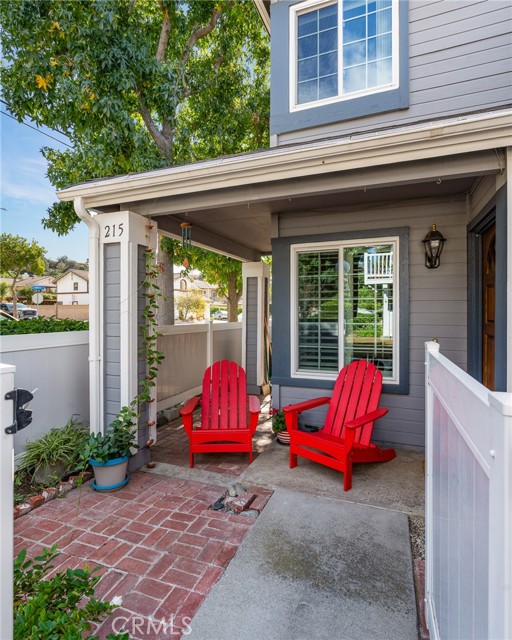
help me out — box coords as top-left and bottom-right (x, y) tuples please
(58, 111), (511, 261)
(100, 169), (481, 260)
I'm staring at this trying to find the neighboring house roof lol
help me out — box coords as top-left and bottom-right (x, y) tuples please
(193, 280), (217, 291)
(55, 269), (89, 283)
(174, 273), (217, 292)
(14, 275), (56, 289)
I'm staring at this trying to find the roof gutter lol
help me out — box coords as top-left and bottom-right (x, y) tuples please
(58, 111), (512, 209)
(74, 197), (103, 434)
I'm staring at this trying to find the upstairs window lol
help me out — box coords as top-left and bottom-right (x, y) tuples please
(291, 0), (399, 109)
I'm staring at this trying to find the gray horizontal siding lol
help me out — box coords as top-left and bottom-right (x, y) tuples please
(274, 0), (512, 144)
(272, 195), (468, 448)
(103, 244), (121, 429)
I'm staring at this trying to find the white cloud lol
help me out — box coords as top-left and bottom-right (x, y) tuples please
(1, 157), (56, 205)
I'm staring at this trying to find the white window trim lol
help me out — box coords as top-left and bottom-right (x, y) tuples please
(290, 237), (400, 384)
(289, 0), (400, 112)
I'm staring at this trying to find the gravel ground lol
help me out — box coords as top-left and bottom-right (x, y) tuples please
(409, 514), (425, 561)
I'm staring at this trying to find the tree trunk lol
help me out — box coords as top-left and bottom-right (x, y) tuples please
(226, 271), (240, 322)
(157, 236), (174, 325)
(11, 276), (18, 319)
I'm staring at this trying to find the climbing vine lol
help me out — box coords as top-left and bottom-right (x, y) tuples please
(137, 221), (165, 438)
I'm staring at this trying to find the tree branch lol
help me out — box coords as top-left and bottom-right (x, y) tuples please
(180, 5), (224, 96)
(156, 5), (171, 61)
(136, 89), (173, 162)
(162, 118), (174, 142)
(182, 8), (222, 66)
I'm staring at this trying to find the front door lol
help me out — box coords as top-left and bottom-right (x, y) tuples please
(482, 223), (496, 390)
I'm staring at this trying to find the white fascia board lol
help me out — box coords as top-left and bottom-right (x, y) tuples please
(253, 0), (270, 34)
(57, 111), (512, 209)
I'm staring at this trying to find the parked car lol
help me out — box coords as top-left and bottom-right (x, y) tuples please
(213, 309), (228, 320)
(0, 302), (38, 319)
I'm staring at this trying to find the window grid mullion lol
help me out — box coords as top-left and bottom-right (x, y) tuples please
(338, 0), (343, 97)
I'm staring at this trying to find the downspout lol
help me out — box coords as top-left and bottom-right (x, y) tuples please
(74, 197), (102, 433)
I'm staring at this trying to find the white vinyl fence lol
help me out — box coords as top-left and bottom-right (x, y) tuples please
(1, 323), (242, 456)
(157, 322), (242, 411)
(425, 341), (512, 640)
(1, 332), (89, 456)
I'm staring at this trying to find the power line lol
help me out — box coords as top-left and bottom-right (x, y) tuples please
(0, 109), (73, 148)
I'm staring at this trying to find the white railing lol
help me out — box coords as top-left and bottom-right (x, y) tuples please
(1, 332), (89, 457)
(363, 251), (393, 285)
(425, 341), (512, 640)
(156, 322), (242, 411)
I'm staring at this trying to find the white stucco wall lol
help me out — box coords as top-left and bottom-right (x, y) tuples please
(56, 272), (89, 305)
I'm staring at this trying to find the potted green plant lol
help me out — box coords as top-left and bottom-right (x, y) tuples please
(81, 405), (139, 492)
(271, 409), (290, 445)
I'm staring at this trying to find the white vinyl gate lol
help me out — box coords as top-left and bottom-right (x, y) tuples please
(425, 342), (512, 640)
(1, 363), (16, 640)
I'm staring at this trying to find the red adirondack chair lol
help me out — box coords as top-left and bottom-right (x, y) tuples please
(282, 360), (396, 491)
(180, 360), (261, 468)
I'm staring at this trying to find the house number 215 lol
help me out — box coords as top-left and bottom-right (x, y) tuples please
(104, 223), (124, 238)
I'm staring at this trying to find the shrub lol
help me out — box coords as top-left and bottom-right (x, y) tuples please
(0, 317), (88, 335)
(14, 546), (128, 640)
(17, 418), (89, 483)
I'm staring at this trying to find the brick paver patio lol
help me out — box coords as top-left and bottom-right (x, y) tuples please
(151, 397), (273, 476)
(14, 470), (272, 639)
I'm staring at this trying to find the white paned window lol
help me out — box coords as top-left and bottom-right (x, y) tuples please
(291, 0), (399, 109)
(291, 238), (399, 383)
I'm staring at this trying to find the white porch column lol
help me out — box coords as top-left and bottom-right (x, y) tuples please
(242, 262), (270, 395)
(0, 363), (15, 640)
(90, 210), (158, 467)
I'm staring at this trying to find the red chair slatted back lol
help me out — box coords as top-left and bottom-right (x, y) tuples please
(201, 360), (248, 430)
(324, 360), (383, 445)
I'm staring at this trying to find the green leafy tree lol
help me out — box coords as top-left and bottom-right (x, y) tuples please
(176, 289), (207, 321)
(1, 0), (270, 235)
(0, 234), (45, 317)
(14, 285), (34, 303)
(162, 237), (242, 321)
(0, 281), (11, 300)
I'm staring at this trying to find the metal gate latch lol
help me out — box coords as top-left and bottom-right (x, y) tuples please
(4, 388), (34, 435)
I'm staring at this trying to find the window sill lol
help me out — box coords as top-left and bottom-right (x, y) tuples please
(273, 375), (409, 395)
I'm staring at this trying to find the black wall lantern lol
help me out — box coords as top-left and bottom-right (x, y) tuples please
(422, 224), (446, 269)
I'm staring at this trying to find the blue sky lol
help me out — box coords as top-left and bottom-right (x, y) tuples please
(1, 112), (89, 262)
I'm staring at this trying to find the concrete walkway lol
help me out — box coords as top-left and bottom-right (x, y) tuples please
(188, 487), (418, 640)
(239, 441), (425, 516)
